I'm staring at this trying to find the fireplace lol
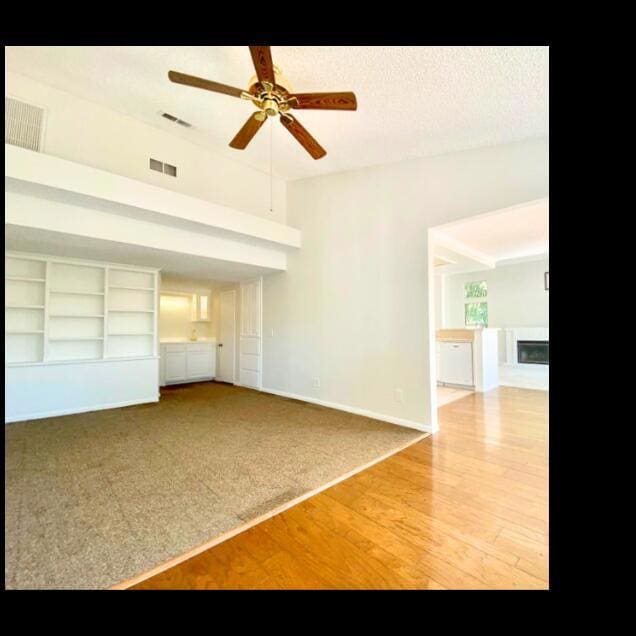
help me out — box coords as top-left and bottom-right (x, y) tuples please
(517, 340), (549, 365)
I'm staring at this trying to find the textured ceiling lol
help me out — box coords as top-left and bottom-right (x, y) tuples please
(5, 46), (549, 181)
(435, 198), (549, 262)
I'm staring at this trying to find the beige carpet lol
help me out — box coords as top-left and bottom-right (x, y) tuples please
(5, 382), (424, 589)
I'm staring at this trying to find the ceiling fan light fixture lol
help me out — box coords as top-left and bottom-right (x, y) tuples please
(168, 47), (357, 160)
(262, 99), (279, 117)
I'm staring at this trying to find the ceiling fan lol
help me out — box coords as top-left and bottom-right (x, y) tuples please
(168, 46), (357, 160)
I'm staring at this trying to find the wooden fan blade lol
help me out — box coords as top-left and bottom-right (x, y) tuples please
(249, 46), (275, 85)
(280, 115), (326, 160)
(168, 71), (244, 98)
(290, 92), (357, 110)
(229, 113), (266, 150)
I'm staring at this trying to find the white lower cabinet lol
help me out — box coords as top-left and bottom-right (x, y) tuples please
(160, 342), (216, 386)
(438, 341), (474, 387)
(164, 348), (187, 383)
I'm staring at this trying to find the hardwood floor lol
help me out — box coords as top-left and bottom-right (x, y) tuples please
(131, 386), (548, 590)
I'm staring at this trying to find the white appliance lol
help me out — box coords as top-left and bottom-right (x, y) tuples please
(437, 341), (474, 387)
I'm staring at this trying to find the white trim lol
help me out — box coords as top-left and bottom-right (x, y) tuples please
(219, 289), (237, 384)
(5, 395), (160, 424)
(112, 429), (428, 590)
(258, 276), (263, 391)
(260, 386), (435, 433)
(103, 266), (109, 360)
(42, 259), (50, 362)
(5, 355), (160, 368)
(431, 231), (496, 269)
(432, 197), (549, 232)
(427, 230), (439, 432)
(5, 250), (161, 274)
(495, 253), (549, 267)
(153, 271), (159, 358)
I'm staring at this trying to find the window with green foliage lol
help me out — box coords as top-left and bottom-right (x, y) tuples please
(464, 280), (488, 299)
(464, 281), (488, 326)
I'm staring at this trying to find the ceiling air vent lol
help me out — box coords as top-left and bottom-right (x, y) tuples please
(160, 112), (192, 128)
(5, 97), (44, 152)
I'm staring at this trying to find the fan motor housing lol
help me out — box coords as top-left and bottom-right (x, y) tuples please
(262, 99), (278, 117)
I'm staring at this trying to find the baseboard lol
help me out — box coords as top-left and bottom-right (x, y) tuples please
(4, 395), (160, 424)
(260, 386), (434, 433)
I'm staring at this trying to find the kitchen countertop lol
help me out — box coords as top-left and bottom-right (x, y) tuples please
(436, 327), (499, 343)
(436, 329), (475, 342)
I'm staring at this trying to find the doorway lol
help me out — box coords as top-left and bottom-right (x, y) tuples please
(429, 197), (549, 409)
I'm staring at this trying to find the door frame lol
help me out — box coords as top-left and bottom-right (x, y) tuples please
(218, 289), (237, 384)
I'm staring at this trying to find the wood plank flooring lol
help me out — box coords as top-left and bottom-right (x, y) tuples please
(131, 386), (548, 590)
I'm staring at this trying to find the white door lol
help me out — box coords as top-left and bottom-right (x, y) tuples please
(218, 290), (236, 383)
(239, 278), (262, 389)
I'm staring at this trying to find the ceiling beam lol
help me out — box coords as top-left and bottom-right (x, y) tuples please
(431, 231), (496, 270)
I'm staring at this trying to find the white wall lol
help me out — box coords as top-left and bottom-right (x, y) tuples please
(434, 275), (445, 330)
(444, 258), (549, 329)
(262, 139), (549, 432)
(6, 70), (287, 224)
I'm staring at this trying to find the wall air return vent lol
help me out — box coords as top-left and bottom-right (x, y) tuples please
(5, 97), (45, 152)
(149, 158), (177, 177)
(163, 163), (177, 176)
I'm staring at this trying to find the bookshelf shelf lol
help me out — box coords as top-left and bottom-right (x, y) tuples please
(108, 285), (155, 292)
(6, 254), (158, 365)
(50, 314), (105, 318)
(108, 333), (154, 336)
(5, 276), (45, 283)
(50, 290), (105, 296)
(6, 331), (44, 335)
(49, 337), (104, 341)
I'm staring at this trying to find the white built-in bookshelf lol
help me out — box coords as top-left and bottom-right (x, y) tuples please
(5, 253), (159, 366)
